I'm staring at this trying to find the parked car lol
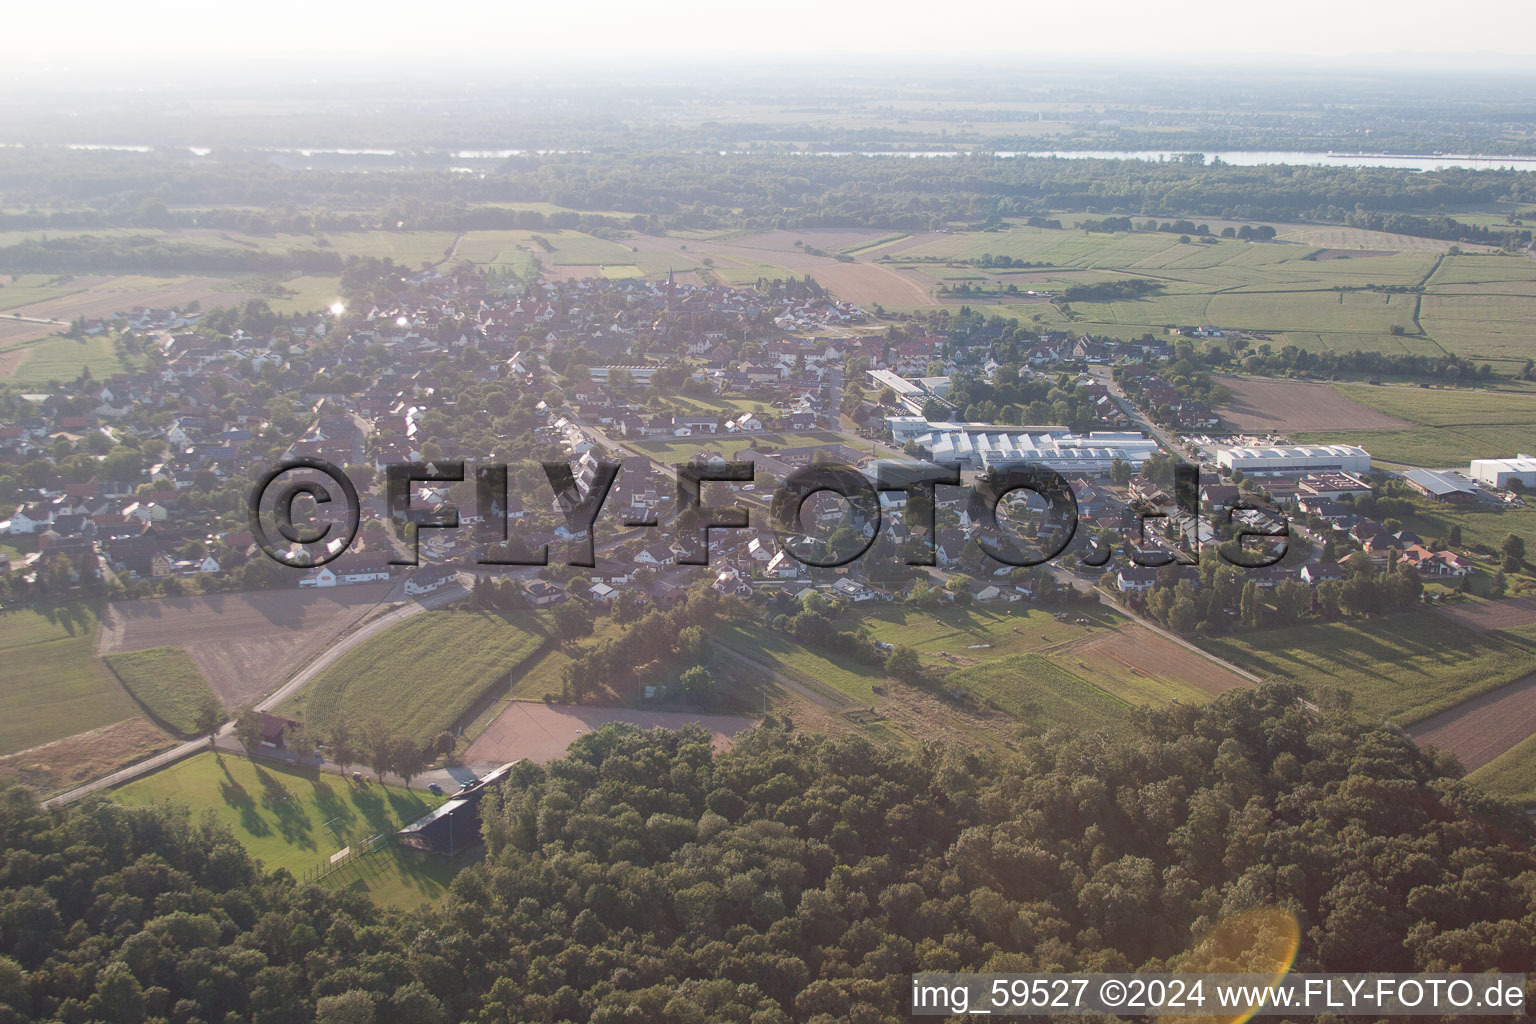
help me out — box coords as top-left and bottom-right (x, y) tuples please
(428, 783), (444, 796)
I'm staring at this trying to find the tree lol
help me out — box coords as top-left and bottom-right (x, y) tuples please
(233, 707), (264, 754)
(552, 602), (593, 643)
(885, 645), (923, 683)
(678, 665), (715, 707)
(194, 700), (224, 747)
(1501, 533), (1525, 570)
(363, 719), (397, 782)
(393, 737), (426, 789)
(328, 721), (357, 776)
(286, 723), (319, 764)
(1491, 569), (1508, 599)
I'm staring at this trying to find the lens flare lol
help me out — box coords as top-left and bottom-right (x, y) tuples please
(1157, 905), (1301, 1024)
(329, 302), (345, 316)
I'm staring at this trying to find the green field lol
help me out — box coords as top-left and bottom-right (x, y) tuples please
(1300, 383), (1536, 467)
(947, 655), (1132, 732)
(723, 604), (1210, 731)
(111, 751), (442, 878)
(318, 844), (465, 910)
(722, 621), (888, 704)
(10, 333), (133, 382)
(1469, 731), (1536, 805)
(629, 430), (848, 464)
(1198, 612), (1536, 725)
(284, 610), (546, 743)
(0, 607), (140, 754)
(103, 646), (221, 736)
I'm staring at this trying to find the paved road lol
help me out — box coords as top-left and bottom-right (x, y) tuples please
(44, 582), (470, 807)
(1090, 366), (1186, 457)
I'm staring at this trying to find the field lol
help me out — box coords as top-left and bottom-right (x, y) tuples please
(1198, 612), (1536, 725)
(0, 717), (172, 798)
(111, 751), (442, 878)
(1216, 376), (1415, 432)
(628, 430), (849, 464)
(98, 584), (395, 707)
(464, 702), (758, 766)
(720, 605), (1244, 736)
(0, 606), (141, 755)
(318, 845), (464, 910)
(1470, 729), (1536, 804)
(103, 646), (220, 735)
(285, 610), (547, 744)
(1439, 596), (1536, 632)
(1299, 383), (1536, 467)
(1406, 672), (1536, 771)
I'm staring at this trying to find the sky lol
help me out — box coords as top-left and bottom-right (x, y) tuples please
(9, 0), (1536, 72)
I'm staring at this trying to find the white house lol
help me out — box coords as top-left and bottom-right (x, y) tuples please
(299, 566), (338, 588)
(404, 564), (457, 596)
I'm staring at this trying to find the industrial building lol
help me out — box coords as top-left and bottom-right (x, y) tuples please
(1217, 444), (1371, 476)
(1401, 469), (1479, 504)
(397, 761), (521, 856)
(1469, 454), (1536, 490)
(886, 416), (1071, 445)
(911, 429), (1160, 473)
(867, 370), (952, 415)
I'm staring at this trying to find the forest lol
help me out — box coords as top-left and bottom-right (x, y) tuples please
(1, 686), (1532, 1023)
(4, 146), (1536, 239)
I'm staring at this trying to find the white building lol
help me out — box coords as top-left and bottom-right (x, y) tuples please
(1470, 454), (1536, 490)
(1217, 444), (1371, 476)
(913, 429), (1160, 473)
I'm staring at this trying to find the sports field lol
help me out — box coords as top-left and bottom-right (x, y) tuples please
(111, 751), (443, 879)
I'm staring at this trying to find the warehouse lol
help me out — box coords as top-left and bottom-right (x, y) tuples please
(1402, 468), (1479, 504)
(1217, 444), (1371, 475)
(1469, 454), (1536, 490)
(912, 429), (1160, 473)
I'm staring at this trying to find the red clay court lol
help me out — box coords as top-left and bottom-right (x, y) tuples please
(465, 702), (760, 766)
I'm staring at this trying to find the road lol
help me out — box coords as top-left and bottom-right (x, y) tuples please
(1090, 366), (1186, 458)
(43, 581), (470, 807)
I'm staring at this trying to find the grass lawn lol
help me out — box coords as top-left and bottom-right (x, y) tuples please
(860, 604), (1109, 658)
(1197, 612), (1536, 725)
(0, 605), (141, 755)
(10, 333), (132, 382)
(103, 646), (221, 736)
(722, 621), (886, 703)
(112, 750), (443, 877)
(283, 609), (546, 744)
(1469, 732), (1536, 806)
(947, 655), (1132, 733)
(629, 430), (847, 464)
(319, 845), (469, 910)
(1300, 384), (1536, 467)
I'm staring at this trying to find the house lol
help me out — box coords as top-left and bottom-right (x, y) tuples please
(524, 580), (565, 607)
(831, 577), (878, 602)
(404, 563), (458, 596)
(589, 581), (618, 603)
(1300, 562), (1345, 585)
(634, 543), (676, 568)
(299, 566), (338, 588)
(1116, 567), (1159, 593)
(258, 713), (299, 749)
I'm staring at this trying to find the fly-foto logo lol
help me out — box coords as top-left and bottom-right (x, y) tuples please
(249, 458), (1290, 571)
